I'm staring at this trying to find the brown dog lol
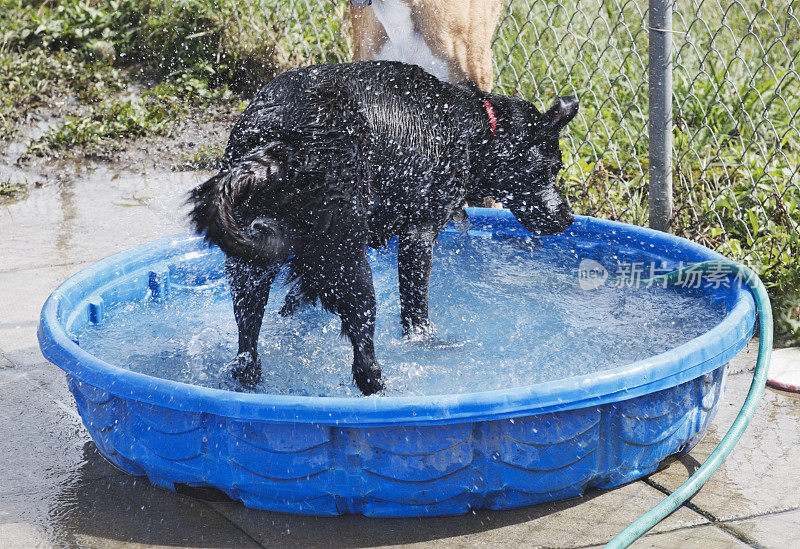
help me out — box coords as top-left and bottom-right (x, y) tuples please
(348, 0), (505, 92)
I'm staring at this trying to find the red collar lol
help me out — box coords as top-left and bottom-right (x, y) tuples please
(483, 99), (497, 136)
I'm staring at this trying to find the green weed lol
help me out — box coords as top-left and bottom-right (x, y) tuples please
(179, 140), (226, 170)
(0, 180), (29, 203)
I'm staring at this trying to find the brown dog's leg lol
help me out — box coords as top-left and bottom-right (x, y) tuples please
(225, 256), (279, 388)
(398, 232), (435, 335)
(348, 4), (387, 62)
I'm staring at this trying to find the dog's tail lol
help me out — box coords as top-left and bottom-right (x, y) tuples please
(188, 146), (286, 260)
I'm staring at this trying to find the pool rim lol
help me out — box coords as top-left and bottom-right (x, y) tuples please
(37, 211), (756, 427)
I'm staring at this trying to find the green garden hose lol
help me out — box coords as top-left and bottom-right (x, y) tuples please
(605, 259), (773, 548)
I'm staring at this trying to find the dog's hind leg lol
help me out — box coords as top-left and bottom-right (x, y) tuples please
(398, 232), (435, 336)
(225, 256), (279, 389)
(302, 246), (383, 396)
(338, 253), (383, 396)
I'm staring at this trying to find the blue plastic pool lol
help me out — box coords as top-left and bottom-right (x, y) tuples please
(38, 209), (755, 516)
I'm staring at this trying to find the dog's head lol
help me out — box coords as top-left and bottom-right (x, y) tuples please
(477, 96), (578, 236)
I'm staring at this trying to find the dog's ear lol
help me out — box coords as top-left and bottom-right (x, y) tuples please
(543, 96), (579, 131)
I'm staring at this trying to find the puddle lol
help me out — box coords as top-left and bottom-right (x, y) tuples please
(0, 162), (206, 271)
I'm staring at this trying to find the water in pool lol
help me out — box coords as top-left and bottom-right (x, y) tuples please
(76, 234), (726, 396)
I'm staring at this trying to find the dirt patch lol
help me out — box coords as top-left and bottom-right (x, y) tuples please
(1, 99), (238, 206)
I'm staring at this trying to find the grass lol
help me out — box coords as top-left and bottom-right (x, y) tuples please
(30, 75), (236, 154)
(0, 0), (350, 151)
(0, 0), (797, 342)
(0, 180), (29, 203)
(0, 46), (124, 140)
(178, 139), (226, 170)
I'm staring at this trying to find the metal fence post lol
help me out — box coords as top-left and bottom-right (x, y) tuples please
(648, 0), (673, 232)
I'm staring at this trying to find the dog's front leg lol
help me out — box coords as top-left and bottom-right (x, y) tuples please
(225, 256), (279, 388)
(398, 232), (435, 335)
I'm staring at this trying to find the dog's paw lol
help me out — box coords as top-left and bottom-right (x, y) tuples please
(227, 352), (262, 390)
(353, 361), (384, 396)
(403, 324), (465, 350)
(402, 321), (433, 341)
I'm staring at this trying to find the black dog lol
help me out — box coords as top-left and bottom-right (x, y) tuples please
(189, 61), (577, 395)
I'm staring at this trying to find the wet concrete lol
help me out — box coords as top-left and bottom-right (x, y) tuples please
(648, 371), (800, 521)
(0, 161), (797, 547)
(0, 263), (93, 363)
(725, 509), (800, 548)
(210, 482), (706, 548)
(0, 164), (200, 272)
(0, 470), (260, 548)
(590, 525), (750, 548)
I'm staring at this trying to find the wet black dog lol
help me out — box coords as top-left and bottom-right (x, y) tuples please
(189, 61), (577, 395)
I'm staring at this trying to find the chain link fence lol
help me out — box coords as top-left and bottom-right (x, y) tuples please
(493, 1), (799, 274)
(671, 2), (799, 266)
(492, 0), (651, 225)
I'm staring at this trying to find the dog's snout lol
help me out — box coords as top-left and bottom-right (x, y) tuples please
(552, 206), (574, 232)
(349, 0), (373, 7)
(507, 187), (574, 236)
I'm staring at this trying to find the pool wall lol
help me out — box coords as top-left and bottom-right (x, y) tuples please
(67, 365), (727, 515)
